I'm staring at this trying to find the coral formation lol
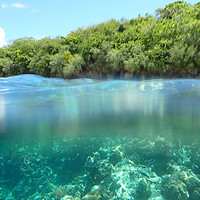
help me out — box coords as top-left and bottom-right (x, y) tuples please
(0, 136), (200, 199)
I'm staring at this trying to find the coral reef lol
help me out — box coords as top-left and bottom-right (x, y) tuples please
(0, 136), (200, 199)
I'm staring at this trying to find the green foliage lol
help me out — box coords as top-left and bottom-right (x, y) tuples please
(170, 43), (199, 75)
(106, 49), (123, 73)
(50, 50), (73, 77)
(63, 54), (84, 77)
(35, 38), (61, 55)
(0, 2), (200, 78)
(0, 58), (14, 76)
(156, 1), (190, 19)
(88, 43), (112, 75)
(28, 51), (51, 76)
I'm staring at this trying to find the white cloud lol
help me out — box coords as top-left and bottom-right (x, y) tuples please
(1, 3), (28, 9)
(11, 3), (26, 9)
(0, 28), (7, 48)
(1, 3), (8, 9)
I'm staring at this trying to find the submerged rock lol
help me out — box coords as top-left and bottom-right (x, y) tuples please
(135, 178), (151, 199)
(108, 146), (123, 166)
(161, 175), (189, 200)
(2, 136), (200, 199)
(82, 194), (99, 200)
(61, 195), (81, 200)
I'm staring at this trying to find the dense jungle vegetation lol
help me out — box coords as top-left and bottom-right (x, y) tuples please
(0, 1), (200, 78)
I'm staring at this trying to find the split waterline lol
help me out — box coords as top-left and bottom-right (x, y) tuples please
(0, 74), (200, 199)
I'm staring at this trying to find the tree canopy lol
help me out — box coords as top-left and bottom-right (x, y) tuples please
(0, 1), (200, 78)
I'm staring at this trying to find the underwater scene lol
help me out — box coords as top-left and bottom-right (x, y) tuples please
(1, 74), (200, 200)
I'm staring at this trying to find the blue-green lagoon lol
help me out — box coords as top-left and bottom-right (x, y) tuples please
(0, 74), (200, 199)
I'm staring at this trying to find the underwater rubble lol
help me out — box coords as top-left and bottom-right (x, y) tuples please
(0, 136), (200, 199)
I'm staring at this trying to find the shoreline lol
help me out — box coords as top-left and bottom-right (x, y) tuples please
(2, 72), (200, 80)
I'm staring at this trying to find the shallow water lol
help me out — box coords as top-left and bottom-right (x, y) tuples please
(1, 75), (200, 199)
(1, 75), (200, 141)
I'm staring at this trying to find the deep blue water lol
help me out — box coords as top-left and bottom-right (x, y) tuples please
(0, 74), (200, 142)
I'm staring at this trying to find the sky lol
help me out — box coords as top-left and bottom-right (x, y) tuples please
(0, 0), (199, 47)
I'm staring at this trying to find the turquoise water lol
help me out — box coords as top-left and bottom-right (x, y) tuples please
(0, 75), (200, 199)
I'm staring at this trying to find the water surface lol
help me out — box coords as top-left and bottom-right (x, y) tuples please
(0, 74), (200, 142)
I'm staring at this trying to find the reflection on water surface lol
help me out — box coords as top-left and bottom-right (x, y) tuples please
(0, 75), (200, 142)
